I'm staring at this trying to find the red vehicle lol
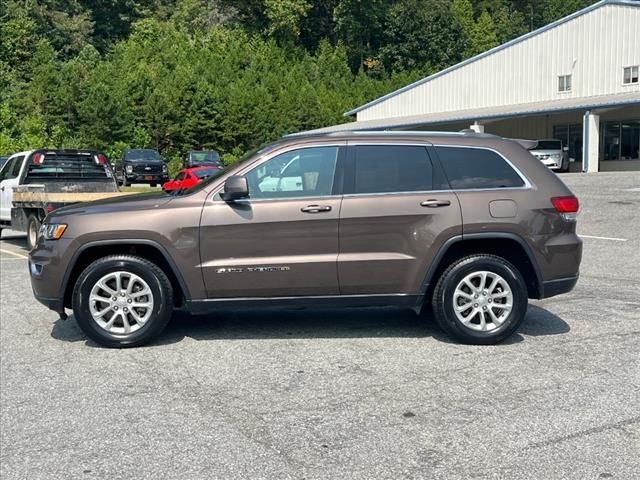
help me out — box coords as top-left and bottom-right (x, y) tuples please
(162, 166), (220, 192)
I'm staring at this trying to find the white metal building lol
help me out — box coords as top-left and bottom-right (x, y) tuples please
(314, 0), (640, 172)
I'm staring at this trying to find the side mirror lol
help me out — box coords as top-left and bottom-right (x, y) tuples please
(221, 175), (249, 201)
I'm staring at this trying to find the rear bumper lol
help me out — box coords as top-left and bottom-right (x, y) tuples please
(540, 275), (579, 298)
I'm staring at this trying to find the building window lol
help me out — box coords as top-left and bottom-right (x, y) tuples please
(558, 74), (572, 92)
(623, 66), (639, 85)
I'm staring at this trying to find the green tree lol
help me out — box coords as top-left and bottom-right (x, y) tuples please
(541, 0), (597, 24)
(469, 10), (498, 55)
(379, 0), (465, 73)
(333, 0), (388, 71)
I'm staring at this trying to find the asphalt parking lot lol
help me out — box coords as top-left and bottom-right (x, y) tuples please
(1, 172), (639, 480)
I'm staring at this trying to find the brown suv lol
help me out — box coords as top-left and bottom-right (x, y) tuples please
(29, 131), (582, 347)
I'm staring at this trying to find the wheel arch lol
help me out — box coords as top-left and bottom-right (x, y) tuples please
(422, 233), (543, 303)
(62, 240), (190, 309)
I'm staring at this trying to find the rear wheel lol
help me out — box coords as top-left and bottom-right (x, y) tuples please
(150, 183), (157, 188)
(27, 214), (41, 250)
(432, 254), (528, 344)
(72, 255), (173, 348)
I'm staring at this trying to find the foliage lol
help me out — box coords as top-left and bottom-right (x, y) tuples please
(0, 0), (599, 159)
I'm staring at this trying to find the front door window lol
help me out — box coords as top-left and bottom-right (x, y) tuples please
(244, 147), (339, 199)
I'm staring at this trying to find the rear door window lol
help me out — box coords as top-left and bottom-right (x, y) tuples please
(0, 157), (18, 181)
(436, 146), (525, 189)
(352, 145), (433, 194)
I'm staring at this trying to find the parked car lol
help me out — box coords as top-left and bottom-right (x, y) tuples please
(162, 166), (221, 192)
(29, 131), (582, 348)
(529, 139), (569, 171)
(0, 156), (9, 169)
(114, 149), (168, 187)
(184, 150), (221, 169)
(0, 149), (121, 249)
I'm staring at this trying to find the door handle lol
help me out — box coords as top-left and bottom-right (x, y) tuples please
(420, 199), (451, 208)
(301, 205), (332, 213)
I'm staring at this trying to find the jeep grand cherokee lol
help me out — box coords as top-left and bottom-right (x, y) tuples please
(29, 131), (582, 347)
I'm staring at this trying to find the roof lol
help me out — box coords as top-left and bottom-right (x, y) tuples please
(308, 91), (640, 134)
(283, 129), (495, 139)
(345, 0), (640, 117)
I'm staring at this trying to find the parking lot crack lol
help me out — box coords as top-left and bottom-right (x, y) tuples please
(526, 416), (640, 449)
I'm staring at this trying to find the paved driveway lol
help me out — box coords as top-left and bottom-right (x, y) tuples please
(1, 172), (638, 479)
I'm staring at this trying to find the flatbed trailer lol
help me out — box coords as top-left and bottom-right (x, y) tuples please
(0, 149), (132, 249)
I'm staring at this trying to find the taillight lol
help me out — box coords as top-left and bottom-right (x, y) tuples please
(96, 154), (106, 165)
(33, 153), (44, 164)
(551, 195), (579, 221)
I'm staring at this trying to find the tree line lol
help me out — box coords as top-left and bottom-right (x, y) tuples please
(0, 0), (596, 173)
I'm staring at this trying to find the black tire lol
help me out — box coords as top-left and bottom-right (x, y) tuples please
(150, 183), (157, 188)
(72, 255), (173, 348)
(26, 214), (41, 250)
(560, 156), (569, 172)
(123, 177), (131, 187)
(431, 254), (528, 345)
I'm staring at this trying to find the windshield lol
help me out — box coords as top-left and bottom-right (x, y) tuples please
(192, 167), (219, 179)
(534, 140), (561, 150)
(124, 149), (161, 161)
(190, 151), (220, 162)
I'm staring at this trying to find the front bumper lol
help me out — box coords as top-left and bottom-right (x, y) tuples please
(29, 237), (76, 314)
(126, 174), (168, 184)
(32, 292), (65, 313)
(540, 158), (562, 170)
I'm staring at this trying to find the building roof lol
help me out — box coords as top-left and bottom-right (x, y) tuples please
(306, 91), (640, 134)
(344, 0), (640, 117)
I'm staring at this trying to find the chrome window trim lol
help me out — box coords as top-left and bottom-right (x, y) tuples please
(210, 143), (345, 202)
(433, 144), (534, 191)
(342, 189), (451, 199)
(228, 194), (343, 204)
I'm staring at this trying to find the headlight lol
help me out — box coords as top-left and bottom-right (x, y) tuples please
(39, 223), (67, 240)
(162, 164), (167, 172)
(125, 165), (133, 173)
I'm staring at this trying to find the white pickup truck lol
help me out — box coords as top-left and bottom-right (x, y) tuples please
(0, 149), (133, 249)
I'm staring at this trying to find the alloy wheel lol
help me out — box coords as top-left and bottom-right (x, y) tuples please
(452, 271), (513, 332)
(89, 271), (154, 335)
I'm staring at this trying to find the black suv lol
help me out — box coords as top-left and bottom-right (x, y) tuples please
(184, 150), (221, 169)
(115, 149), (168, 187)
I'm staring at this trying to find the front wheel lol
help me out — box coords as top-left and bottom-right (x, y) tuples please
(72, 255), (173, 348)
(27, 214), (41, 250)
(432, 255), (528, 344)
